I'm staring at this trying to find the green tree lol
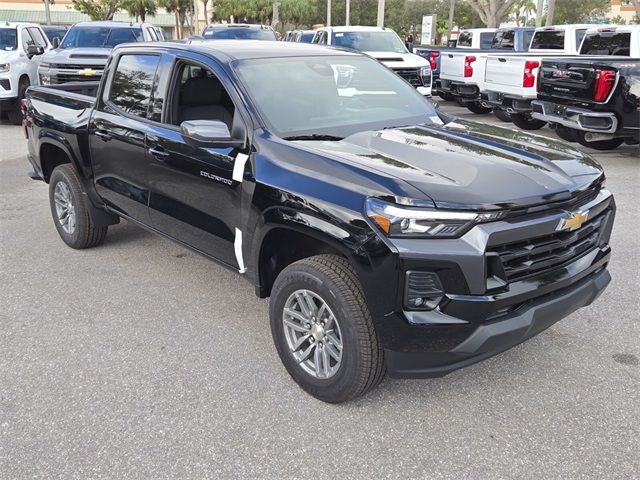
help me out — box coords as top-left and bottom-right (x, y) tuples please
(72, 0), (121, 20)
(551, 0), (609, 23)
(510, 0), (536, 26)
(159, 0), (192, 38)
(466, 0), (517, 27)
(122, 0), (157, 21)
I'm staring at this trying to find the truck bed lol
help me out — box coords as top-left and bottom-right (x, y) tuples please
(26, 82), (98, 129)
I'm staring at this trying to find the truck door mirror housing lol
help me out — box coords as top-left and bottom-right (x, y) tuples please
(27, 45), (44, 58)
(52, 37), (60, 49)
(180, 120), (242, 147)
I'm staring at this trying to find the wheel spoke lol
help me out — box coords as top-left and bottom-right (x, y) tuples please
(284, 317), (308, 333)
(295, 292), (313, 318)
(323, 312), (335, 330)
(325, 341), (341, 361)
(301, 291), (318, 317)
(321, 346), (330, 376)
(284, 307), (308, 324)
(296, 343), (315, 363)
(314, 345), (323, 377)
(326, 332), (342, 350)
(291, 334), (310, 351)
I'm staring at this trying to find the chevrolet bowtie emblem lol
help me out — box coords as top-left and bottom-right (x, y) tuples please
(558, 211), (588, 231)
(79, 68), (95, 76)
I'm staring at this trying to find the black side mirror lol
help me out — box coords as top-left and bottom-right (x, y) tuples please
(52, 37), (60, 49)
(27, 45), (44, 58)
(180, 120), (243, 147)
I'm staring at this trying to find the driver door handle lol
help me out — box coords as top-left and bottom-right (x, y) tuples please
(95, 130), (111, 141)
(148, 146), (170, 160)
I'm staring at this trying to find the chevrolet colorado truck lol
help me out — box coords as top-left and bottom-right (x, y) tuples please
(531, 25), (640, 150)
(483, 24), (594, 130)
(23, 41), (615, 403)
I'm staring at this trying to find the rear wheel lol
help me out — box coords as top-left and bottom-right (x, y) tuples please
(7, 77), (29, 125)
(270, 255), (385, 403)
(493, 109), (512, 122)
(466, 102), (493, 114)
(49, 164), (108, 249)
(575, 131), (625, 151)
(554, 125), (579, 143)
(511, 113), (546, 130)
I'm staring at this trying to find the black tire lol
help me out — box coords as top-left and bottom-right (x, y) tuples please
(466, 102), (493, 114)
(270, 255), (385, 403)
(49, 164), (108, 249)
(575, 131), (625, 151)
(493, 109), (512, 122)
(510, 113), (546, 130)
(7, 77), (29, 125)
(554, 125), (579, 143)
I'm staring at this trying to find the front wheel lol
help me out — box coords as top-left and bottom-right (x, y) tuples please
(49, 164), (108, 249)
(511, 113), (546, 130)
(575, 131), (625, 151)
(270, 255), (385, 403)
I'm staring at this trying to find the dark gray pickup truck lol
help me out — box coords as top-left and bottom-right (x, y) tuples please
(22, 41), (615, 402)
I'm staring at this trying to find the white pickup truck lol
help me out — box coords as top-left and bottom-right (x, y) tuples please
(437, 28), (498, 112)
(483, 24), (595, 129)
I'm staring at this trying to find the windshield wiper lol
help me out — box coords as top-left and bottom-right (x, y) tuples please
(283, 134), (344, 141)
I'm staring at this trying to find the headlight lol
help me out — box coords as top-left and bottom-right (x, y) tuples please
(419, 66), (431, 86)
(39, 62), (50, 69)
(366, 197), (502, 238)
(0, 63), (10, 73)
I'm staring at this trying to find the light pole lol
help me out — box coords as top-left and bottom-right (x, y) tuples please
(194, 0), (199, 35)
(346, 0), (350, 26)
(327, 0), (331, 27)
(376, 0), (385, 27)
(43, 0), (52, 25)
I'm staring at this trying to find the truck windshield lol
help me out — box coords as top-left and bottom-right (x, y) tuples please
(331, 31), (407, 53)
(235, 55), (437, 138)
(0, 28), (18, 51)
(530, 30), (565, 50)
(60, 27), (143, 49)
(580, 31), (631, 56)
(203, 28), (276, 40)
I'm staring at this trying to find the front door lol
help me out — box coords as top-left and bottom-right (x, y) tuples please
(145, 56), (251, 269)
(89, 53), (162, 223)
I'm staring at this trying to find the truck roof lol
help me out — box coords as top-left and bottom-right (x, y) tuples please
(1, 22), (42, 29)
(533, 24), (601, 32)
(321, 26), (394, 33)
(71, 21), (150, 28)
(127, 39), (361, 61)
(584, 24), (640, 33)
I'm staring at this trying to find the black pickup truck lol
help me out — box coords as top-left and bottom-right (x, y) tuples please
(23, 41), (615, 402)
(531, 27), (640, 150)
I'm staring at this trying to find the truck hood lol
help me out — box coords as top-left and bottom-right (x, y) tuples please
(364, 52), (429, 69)
(0, 50), (19, 64)
(42, 47), (111, 66)
(297, 119), (603, 210)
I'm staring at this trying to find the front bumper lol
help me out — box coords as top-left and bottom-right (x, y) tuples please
(531, 100), (618, 134)
(370, 189), (615, 378)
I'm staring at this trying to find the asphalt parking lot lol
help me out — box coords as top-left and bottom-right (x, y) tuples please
(1, 101), (639, 479)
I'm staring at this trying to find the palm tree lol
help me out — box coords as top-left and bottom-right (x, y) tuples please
(122, 0), (157, 22)
(511, 0), (536, 26)
(158, 0), (192, 38)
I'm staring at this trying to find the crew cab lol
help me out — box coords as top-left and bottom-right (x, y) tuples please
(419, 27), (533, 102)
(311, 26), (432, 96)
(484, 24), (595, 129)
(531, 25), (640, 150)
(23, 41), (614, 403)
(38, 21), (164, 85)
(0, 22), (51, 124)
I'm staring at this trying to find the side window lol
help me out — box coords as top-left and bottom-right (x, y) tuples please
(108, 54), (160, 118)
(28, 27), (47, 47)
(575, 29), (587, 49)
(21, 28), (34, 51)
(168, 62), (236, 129)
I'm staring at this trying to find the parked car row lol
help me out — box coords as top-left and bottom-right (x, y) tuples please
(430, 24), (640, 150)
(0, 20), (165, 124)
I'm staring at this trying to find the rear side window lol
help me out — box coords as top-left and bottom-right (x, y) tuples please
(457, 31), (472, 47)
(480, 32), (494, 49)
(530, 30), (565, 49)
(575, 29), (587, 48)
(523, 30), (534, 50)
(492, 30), (514, 49)
(580, 32), (631, 56)
(109, 54), (160, 118)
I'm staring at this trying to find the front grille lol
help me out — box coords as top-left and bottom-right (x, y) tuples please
(51, 74), (102, 84)
(393, 67), (423, 87)
(50, 63), (103, 70)
(0, 79), (10, 91)
(488, 210), (609, 282)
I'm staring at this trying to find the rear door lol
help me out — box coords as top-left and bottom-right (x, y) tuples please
(89, 52), (161, 222)
(144, 52), (252, 268)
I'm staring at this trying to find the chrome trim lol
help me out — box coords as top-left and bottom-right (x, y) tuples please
(531, 100), (618, 134)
